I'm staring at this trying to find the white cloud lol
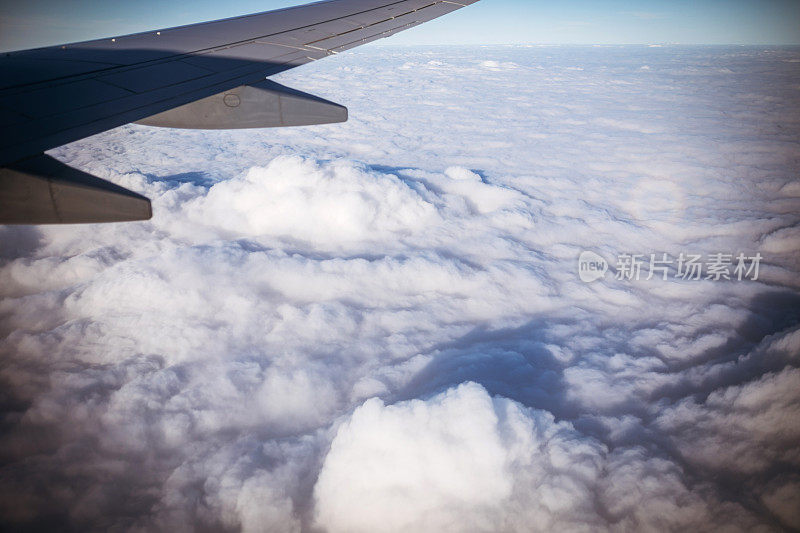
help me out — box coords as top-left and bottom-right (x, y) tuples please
(182, 156), (442, 250)
(314, 383), (514, 533)
(314, 383), (765, 533)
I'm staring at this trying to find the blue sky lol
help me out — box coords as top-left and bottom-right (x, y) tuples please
(1, 0), (799, 51)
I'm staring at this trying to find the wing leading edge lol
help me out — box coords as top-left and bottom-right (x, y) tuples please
(0, 0), (479, 224)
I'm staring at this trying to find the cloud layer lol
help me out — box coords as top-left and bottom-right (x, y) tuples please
(1, 45), (799, 531)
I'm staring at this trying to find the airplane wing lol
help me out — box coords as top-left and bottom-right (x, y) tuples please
(0, 0), (479, 224)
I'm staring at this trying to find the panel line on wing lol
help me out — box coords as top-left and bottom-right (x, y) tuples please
(303, 2), (438, 46)
(0, 0), (430, 93)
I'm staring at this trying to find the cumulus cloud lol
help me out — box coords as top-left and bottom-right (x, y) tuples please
(314, 383), (515, 533)
(181, 156), (441, 249)
(1, 45), (799, 531)
(314, 382), (765, 533)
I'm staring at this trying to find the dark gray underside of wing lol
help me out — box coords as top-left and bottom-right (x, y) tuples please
(0, 0), (477, 168)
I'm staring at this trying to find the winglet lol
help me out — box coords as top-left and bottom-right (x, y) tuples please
(0, 155), (152, 224)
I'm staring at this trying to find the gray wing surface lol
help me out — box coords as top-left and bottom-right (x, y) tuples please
(0, 0), (479, 223)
